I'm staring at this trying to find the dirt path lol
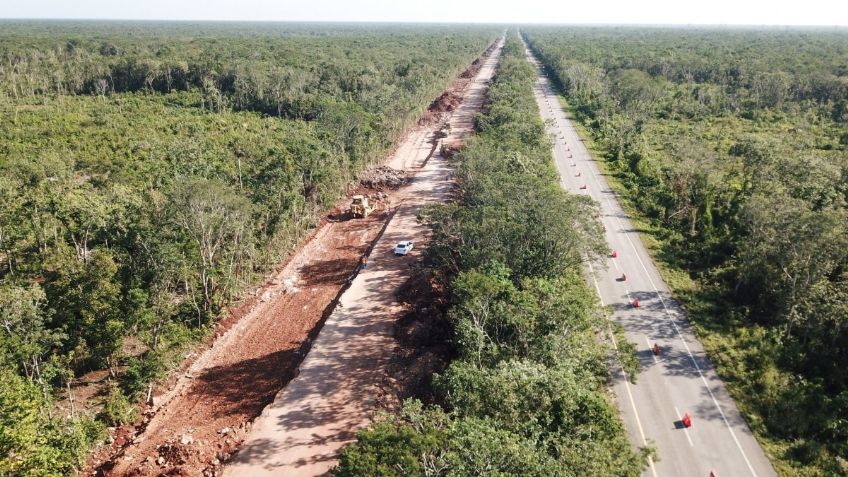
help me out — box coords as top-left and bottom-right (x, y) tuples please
(223, 41), (504, 477)
(92, 42), (500, 477)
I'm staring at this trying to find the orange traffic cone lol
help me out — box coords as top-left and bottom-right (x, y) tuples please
(610, 250), (617, 258)
(632, 298), (640, 308)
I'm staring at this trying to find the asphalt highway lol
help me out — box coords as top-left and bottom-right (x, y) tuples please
(523, 41), (777, 477)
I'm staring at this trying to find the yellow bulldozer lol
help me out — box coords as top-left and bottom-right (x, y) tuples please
(350, 195), (376, 218)
(349, 193), (389, 218)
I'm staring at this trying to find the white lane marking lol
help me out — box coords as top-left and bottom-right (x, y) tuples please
(542, 74), (759, 477)
(588, 262), (659, 477)
(584, 156), (758, 474)
(646, 336), (659, 364)
(609, 258), (636, 300)
(674, 406), (695, 447)
(611, 257), (622, 271)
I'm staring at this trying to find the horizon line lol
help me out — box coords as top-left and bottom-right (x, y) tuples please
(1, 17), (847, 28)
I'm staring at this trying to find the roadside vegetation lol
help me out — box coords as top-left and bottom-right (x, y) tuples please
(335, 33), (648, 477)
(523, 26), (848, 475)
(0, 21), (498, 475)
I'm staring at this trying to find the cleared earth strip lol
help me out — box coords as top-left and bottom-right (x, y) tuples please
(223, 39), (505, 477)
(91, 39), (502, 477)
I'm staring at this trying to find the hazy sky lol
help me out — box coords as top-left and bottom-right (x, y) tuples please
(2, 0), (847, 26)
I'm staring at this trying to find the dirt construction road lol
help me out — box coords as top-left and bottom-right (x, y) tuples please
(524, 38), (776, 477)
(224, 40), (503, 477)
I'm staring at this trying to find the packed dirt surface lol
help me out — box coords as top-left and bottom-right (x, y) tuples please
(90, 40), (501, 477)
(225, 39), (504, 477)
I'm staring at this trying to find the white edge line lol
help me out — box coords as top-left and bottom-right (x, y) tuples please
(531, 51), (666, 477)
(541, 60), (658, 476)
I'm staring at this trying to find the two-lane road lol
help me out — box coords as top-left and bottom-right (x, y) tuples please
(523, 41), (776, 477)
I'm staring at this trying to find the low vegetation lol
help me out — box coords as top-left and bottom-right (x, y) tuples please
(335, 33), (648, 477)
(523, 26), (848, 475)
(0, 21), (498, 474)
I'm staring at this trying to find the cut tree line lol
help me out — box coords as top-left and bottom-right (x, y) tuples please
(335, 33), (650, 477)
(0, 21), (499, 476)
(523, 26), (848, 476)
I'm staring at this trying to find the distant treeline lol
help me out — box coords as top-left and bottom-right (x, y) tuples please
(0, 22), (489, 122)
(521, 27), (848, 115)
(524, 26), (848, 475)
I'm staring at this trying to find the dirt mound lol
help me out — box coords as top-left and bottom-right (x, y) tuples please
(460, 58), (482, 78)
(418, 90), (460, 126)
(428, 90), (463, 113)
(359, 166), (408, 189)
(120, 427), (241, 477)
(440, 141), (465, 160)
